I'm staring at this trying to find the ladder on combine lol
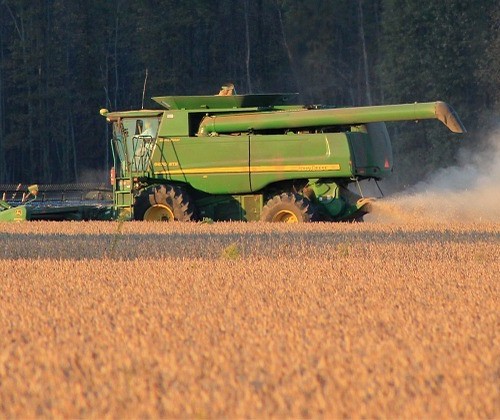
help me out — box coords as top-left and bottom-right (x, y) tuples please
(113, 174), (134, 220)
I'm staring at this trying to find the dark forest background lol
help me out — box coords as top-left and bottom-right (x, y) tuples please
(0, 0), (499, 187)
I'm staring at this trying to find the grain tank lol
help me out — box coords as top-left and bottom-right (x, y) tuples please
(100, 92), (465, 222)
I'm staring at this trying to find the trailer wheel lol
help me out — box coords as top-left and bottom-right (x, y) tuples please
(134, 185), (196, 221)
(260, 192), (316, 223)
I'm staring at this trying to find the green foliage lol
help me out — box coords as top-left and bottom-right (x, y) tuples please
(282, 0), (382, 105)
(0, 0), (497, 186)
(336, 242), (351, 257)
(221, 242), (242, 260)
(477, 5), (500, 113)
(378, 0), (497, 186)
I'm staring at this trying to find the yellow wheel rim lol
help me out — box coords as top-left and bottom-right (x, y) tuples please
(273, 210), (299, 223)
(144, 204), (174, 221)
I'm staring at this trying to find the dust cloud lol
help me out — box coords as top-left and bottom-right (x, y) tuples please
(366, 128), (500, 223)
(77, 169), (109, 185)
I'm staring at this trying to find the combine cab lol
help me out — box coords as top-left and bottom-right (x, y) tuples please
(100, 91), (465, 222)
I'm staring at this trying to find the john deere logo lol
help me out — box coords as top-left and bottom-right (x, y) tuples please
(15, 209), (22, 216)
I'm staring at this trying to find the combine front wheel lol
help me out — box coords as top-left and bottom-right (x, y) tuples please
(260, 192), (316, 223)
(134, 185), (196, 221)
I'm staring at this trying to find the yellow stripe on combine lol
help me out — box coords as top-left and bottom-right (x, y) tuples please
(153, 163), (341, 175)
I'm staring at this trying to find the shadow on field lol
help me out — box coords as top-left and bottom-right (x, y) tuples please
(1, 230), (498, 260)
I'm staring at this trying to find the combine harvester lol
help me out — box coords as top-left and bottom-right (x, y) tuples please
(0, 90), (465, 222)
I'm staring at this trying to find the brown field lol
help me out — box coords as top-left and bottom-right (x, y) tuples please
(0, 220), (498, 418)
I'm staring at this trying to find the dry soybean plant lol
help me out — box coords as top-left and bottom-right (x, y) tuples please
(0, 220), (498, 418)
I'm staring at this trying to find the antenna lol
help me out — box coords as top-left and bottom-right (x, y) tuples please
(141, 69), (149, 109)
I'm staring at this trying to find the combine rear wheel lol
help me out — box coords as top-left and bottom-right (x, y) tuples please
(260, 192), (316, 223)
(134, 184), (196, 221)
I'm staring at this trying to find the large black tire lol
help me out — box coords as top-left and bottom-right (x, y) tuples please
(133, 184), (197, 221)
(260, 192), (316, 223)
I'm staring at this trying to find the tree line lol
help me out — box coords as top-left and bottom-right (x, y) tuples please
(0, 0), (498, 186)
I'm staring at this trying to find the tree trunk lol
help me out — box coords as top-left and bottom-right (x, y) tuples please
(113, 2), (120, 110)
(275, 0), (300, 92)
(243, 0), (252, 93)
(0, 24), (5, 182)
(358, 0), (372, 105)
(69, 108), (77, 181)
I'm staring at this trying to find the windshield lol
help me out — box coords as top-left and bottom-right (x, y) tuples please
(112, 117), (160, 174)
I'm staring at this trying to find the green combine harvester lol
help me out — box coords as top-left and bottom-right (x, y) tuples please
(0, 90), (465, 222)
